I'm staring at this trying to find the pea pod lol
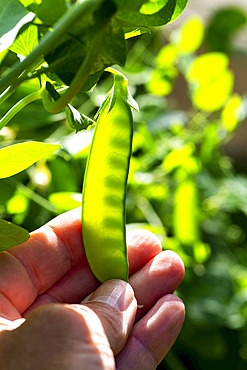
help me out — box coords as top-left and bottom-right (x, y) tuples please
(81, 75), (136, 282)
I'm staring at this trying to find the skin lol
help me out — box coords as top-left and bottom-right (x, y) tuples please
(0, 207), (185, 369)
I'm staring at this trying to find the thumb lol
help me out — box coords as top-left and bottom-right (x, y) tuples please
(83, 279), (137, 354)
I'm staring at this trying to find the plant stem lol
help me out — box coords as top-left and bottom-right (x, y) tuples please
(0, 90), (42, 131)
(0, 0), (102, 93)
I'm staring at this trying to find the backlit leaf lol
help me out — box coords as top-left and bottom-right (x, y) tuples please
(187, 53), (234, 111)
(173, 179), (200, 245)
(10, 24), (38, 57)
(175, 16), (204, 54)
(221, 94), (242, 132)
(0, 219), (30, 251)
(116, 0), (188, 27)
(0, 141), (62, 179)
(49, 192), (82, 213)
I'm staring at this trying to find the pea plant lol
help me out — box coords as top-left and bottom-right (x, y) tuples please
(0, 0), (188, 281)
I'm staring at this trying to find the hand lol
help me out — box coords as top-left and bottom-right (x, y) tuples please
(0, 208), (185, 369)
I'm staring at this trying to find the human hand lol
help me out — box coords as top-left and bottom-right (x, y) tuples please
(0, 208), (185, 369)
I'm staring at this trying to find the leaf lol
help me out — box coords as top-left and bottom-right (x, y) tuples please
(0, 0), (35, 52)
(10, 24), (38, 57)
(49, 191), (82, 213)
(29, 0), (68, 26)
(0, 142), (62, 179)
(19, 0), (42, 7)
(173, 179), (200, 246)
(124, 27), (151, 39)
(113, 0), (146, 10)
(187, 53), (234, 111)
(116, 0), (188, 27)
(205, 7), (247, 53)
(221, 94), (242, 132)
(45, 17), (126, 91)
(174, 16), (204, 54)
(140, 0), (169, 14)
(147, 66), (178, 96)
(65, 104), (95, 132)
(0, 219), (30, 251)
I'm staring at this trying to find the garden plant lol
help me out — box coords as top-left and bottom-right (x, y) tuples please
(1, 0), (247, 368)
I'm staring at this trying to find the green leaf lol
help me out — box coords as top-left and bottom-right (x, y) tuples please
(0, 219), (30, 251)
(140, 0), (169, 15)
(19, 0), (42, 8)
(0, 141), (62, 179)
(65, 104), (95, 132)
(193, 241), (211, 264)
(173, 179), (200, 246)
(45, 17), (126, 91)
(0, 0), (35, 52)
(116, 0), (188, 27)
(124, 27), (151, 39)
(174, 16), (204, 54)
(113, 0), (146, 11)
(10, 24), (38, 57)
(221, 94), (243, 132)
(29, 0), (68, 26)
(187, 53), (234, 111)
(49, 191), (82, 213)
(205, 7), (247, 53)
(147, 66), (178, 96)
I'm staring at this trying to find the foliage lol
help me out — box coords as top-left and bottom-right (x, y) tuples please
(1, 1), (247, 368)
(0, 0), (188, 245)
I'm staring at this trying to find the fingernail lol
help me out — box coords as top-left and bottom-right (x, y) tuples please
(87, 279), (134, 312)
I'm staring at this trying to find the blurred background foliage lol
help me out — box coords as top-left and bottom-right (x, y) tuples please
(1, 1), (247, 369)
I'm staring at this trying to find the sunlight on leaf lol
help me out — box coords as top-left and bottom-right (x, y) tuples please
(7, 190), (29, 214)
(19, 0), (42, 6)
(173, 179), (200, 246)
(175, 16), (204, 54)
(187, 52), (234, 111)
(192, 70), (234, 112)
(116, 0), (188, 27)
(221, 94), (242, 132)
(49, 192), (82, 213)
(0, 142), (62, 179)
(124, 27), (151, 39)
(10, 24), (38, 57)
(140, 0), (169, 15)
(147, 66), (178, 96)
(187, 52), (229, 84)
(156, 44), (177, 68)
(193, 241), (211, 264)
(163, 144), (200, 174)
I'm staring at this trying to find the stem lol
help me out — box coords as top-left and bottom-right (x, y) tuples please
(0, 85), (20, 106)
(0, 0), (102, 93)
(0, 90), (42, 131)
(0, 58), (44, 106)
(41, 25), (107, 113)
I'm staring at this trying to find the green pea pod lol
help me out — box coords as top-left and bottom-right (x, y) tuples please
(81, 91), (133, 282)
